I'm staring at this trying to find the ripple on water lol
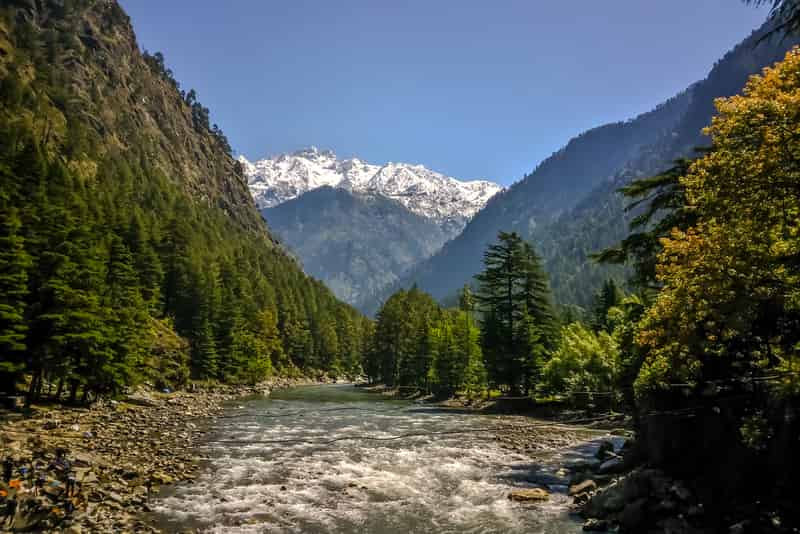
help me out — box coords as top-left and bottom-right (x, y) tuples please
(153, 386), (592, 534)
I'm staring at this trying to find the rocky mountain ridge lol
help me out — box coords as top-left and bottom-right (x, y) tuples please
(241, 147), (502, 234)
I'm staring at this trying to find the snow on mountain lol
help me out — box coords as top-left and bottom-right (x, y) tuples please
(239, 147), (502, 227)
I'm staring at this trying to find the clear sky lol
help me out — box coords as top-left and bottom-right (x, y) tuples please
(119, 1), (769, 186)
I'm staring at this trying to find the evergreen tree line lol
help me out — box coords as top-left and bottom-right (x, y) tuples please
(367, 231), (566, 398)
(364, 285), (485, 397)
(0, 125), (371, 404)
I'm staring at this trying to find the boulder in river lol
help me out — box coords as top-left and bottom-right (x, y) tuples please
(598, 457), (624, 474)
(595, 440), (614, 460)
(582, 518), (610, 531)
(569, 479), (597, 496)
(508, 488), (550, 502)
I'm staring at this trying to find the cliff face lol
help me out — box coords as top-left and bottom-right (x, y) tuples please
(0, 0), (265, 234)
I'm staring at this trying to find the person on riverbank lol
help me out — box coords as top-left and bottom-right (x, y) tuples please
(65, 471), (76, 497)
(51, 448), (70, 474)
(2, 495), (16, 528)
(17, 464), (28, 484)
(34, 471), (45, 496)
(2, 458), (11, 483)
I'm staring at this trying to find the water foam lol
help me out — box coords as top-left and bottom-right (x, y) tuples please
(153, 386), (592, 534)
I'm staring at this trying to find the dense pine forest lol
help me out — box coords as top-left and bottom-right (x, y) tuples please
(0, 1), (371, 405)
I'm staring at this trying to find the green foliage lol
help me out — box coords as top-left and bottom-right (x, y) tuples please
(368, 286), (485, 397)
(594, 159), (698, 290)
(541, 322), (620, 400)
(368, 234), (560, 399)
(429, 309), (484, 397)
(635, 49), (800, 398)
(367, 287), (438, 387)
(0, 205), (31, 392)
(591, 279), (624, 331)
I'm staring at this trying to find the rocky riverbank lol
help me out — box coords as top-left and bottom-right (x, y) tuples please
(0, 377), (321, 533)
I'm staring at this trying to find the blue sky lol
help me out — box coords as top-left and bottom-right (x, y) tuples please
(120, 1), (768, 186)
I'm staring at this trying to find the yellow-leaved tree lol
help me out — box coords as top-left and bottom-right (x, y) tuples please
(635, 47), (800, 398)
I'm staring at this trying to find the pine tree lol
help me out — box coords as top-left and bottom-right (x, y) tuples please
(104, 235), (148, 391)
(475, 231), (556, 394)
(193, 313), (218, 380)
(0, 207), (31, 393)
(591, 279), (624, 332)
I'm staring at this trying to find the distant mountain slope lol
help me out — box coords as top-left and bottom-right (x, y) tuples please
(241, 148), (502, 235)
(264, 187), (449, 307)
(540, 23), (800, 307)
(244, 148), (502, 310)
(370, 88), (692, 311)
(380, 20), (798, 313)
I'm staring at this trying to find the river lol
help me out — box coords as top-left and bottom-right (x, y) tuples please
(152, 385), (613, 533)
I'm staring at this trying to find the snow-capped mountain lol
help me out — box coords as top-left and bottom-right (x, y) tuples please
(239, 147), (502, 229)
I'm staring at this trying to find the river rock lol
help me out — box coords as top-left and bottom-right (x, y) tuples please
(671, 482), (692, 502)
(582, 518), (610, 532)
(595, 440), (614, 460)
(598, 457), (624, 474)
(567, 458), (602, 473)
(569, 479), (597, 496)
(151, 472), (174, 485)
(584, 482), (625, 516)
(618, 497), (647, 530)
(508, 488), (550, 502)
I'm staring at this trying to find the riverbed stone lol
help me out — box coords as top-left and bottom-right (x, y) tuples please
(595, 440), (614, 460)
(598, 457), (624, 474)
(569, 479), (597, 496)
(584, 482), (625, 515)
(582, 518), (610, 532)
(508, 488), (550, 502)
(618, 497), (647, 530)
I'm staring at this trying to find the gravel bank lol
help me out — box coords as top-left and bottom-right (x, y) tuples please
(0, 378), (320, 533)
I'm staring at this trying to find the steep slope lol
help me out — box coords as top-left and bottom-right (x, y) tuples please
(263, 187), (449, 307)
(0, 0), (369, 394)
(241, 148), (502, 235)
(540, 23), (800, 307)
(382, 20), (798, 312)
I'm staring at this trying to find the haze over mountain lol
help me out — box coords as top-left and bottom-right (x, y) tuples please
(241, 148), (501, 309)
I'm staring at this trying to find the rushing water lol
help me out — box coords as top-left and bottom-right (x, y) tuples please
(153, 385), (609, 533)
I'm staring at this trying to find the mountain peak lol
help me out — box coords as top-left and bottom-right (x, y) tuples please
(242, 150), (503, 228)
(291, 146), (336, 159)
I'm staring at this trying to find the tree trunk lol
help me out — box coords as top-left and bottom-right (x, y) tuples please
(55, 378), (64, 402)
(25, 370), (41, 409)
(68, 380), (79, 404)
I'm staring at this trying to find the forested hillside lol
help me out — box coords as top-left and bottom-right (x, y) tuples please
(384, 19), (799, 312)
(263, 186), (450, 308)
(0, 0), (370, 403)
